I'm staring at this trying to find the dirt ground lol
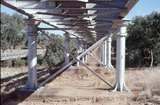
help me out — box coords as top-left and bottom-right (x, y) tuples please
(3, 66), (160, 105)
(2, 49), (160, 105)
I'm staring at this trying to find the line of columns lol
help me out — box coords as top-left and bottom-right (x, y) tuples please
(76, 39), (88, 67)
(25, 19), (128, 92)
(99, 25), (128, 91)
(63, 36), (88, 67)
(101, 35), (113, 70)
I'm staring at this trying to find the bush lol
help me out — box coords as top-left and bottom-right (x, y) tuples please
(126, 12), (160, 67)
(44, 35), (64, 67)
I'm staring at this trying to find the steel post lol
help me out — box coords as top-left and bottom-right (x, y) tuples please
(26, 19), (38, 90)
(114, 26), (128, 92)
(64, 34), (70, 65)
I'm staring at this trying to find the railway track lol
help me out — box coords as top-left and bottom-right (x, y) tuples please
(1, 64), (69, 103)
(1, 49), (46, 61)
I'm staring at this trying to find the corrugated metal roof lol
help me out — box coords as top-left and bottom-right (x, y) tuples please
(1, 0), (138, 43)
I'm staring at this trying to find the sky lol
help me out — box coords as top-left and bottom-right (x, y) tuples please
(1, 0), (160, 20)
(124, 0), (160, 19)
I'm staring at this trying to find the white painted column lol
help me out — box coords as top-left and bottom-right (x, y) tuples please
(64, 34), (70, 65)
(100, 42), (104, 66)
(26, 19), (38, 90)
(82, 43), (85, 63)
(76, 38), (80, 67)
(105, 35), (113, 69)
(102, 41), (106, 65)
(98, 44), (103, 66)
(114, 26), (128, 92)
(104, 40), (107, 66)
(101, 43), (103, 65)
(78, 40), (84, 64)
(85, 44), (88, 63)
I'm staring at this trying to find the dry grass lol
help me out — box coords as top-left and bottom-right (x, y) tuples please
(2, 66), (160, 105)
(131, 69), (160, 105)
(1, 48), (160, 105)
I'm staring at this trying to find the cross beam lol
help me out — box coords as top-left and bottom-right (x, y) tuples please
(40, 35), (109, 86)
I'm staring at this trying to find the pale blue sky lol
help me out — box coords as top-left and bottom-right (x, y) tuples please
(124, 0), (160, 19)
(1, 0), (160, 20)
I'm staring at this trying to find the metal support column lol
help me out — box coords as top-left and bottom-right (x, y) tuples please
(26, 19), (38, 90)
(85, 44), (88, 63)
(82, 43), (85, 63)
(104, 40), (107, 66)
(64, 33), (70, 65)
(76, 38), (80, 67)
(114, 25), (128, 92)
(105, 35), (113, 69)
(100, 43), (104, 66)
(101, 42), (104, 65)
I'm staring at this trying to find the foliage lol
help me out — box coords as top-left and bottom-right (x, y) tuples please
(1, 13), (25, 50)
(69, 38), (78, 60)
(44, 34), (64, 67)
(43, 34), (78, 67)
(0, 13), (78, 68)
(126, 12), (160, 67)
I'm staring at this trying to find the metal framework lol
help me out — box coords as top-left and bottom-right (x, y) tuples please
(1, 0), (138, 92)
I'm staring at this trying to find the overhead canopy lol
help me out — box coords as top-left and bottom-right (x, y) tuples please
(1, 0), (138, 43)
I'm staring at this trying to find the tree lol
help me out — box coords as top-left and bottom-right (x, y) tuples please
(126, 12), (160, 67)
(44, 34), (64, 67)
(1, 13), (25, 50)
(43, 34), (78, 68)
